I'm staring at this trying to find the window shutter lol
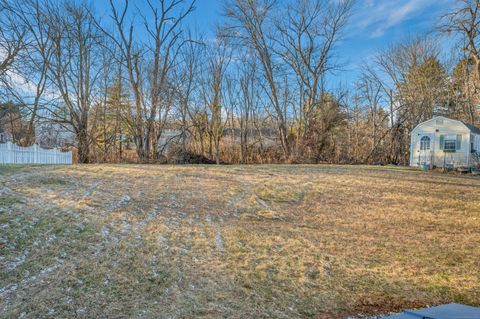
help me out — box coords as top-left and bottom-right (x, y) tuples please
(456, 134), (462, 150)
(439, 135), (444, 150)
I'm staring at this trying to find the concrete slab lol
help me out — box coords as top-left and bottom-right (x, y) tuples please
(382, 304), (480, 319)
(404, 303), (480, 319)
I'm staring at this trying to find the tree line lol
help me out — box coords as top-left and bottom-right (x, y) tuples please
(0, 0), (479, 164)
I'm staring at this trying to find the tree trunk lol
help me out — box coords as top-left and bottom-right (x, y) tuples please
(77, 126), (90, 163)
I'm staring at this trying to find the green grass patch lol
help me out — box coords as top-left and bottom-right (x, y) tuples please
(0, 195), (22, 205)
(35, 176), (68, 185)
(0, 165), (31, 175)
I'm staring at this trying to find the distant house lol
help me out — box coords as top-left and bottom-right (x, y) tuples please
(157, 129), (186, 153)
(0, 128), (12, 143)
(410, 116), (480, 168)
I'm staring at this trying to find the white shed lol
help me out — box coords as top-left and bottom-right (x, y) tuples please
(409, 116), (480, 168)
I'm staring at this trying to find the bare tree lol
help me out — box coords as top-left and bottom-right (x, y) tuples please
(44, 2), (105, 163)
(442, 1), (480, 125)
(356, 66), (385, 159)
(177, 39), (209, 159)
(0, 1), (25, 81)
(7, 0), (56, 146)
(236, 54), (258, 163)
(223, 0), (291, 160)
(173, 34), (204, 156)
(107, 0), (195, 161)
(274, 0), (353, 159)
(203, 38), (231, 164)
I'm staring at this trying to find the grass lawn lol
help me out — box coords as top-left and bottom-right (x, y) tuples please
(1, 164), (479, 318)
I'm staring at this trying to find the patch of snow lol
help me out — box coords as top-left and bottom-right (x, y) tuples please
(35, 262), (63, 278)
(256, 198), (269, 207)
(0, 284), (18, 297)
(107, 195), (132, 212)
(0, 186), (13, 195)
(47, 234), (57, 243)
(215, 232), (225, 252)
(140, 208), (159, 227)
(120, 195), (131, 204)
(158, 235), (169, 250)
(101, 226), (110, 239)
(205, 215), (212, 224)
(121, 222), (132, 234)
(7, 252), (27, 271)
(28, 217), (39, 226)
(223, 210), (239, 218)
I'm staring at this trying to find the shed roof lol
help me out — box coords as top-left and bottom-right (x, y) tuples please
(463, 122), (480, 135)
(412, 116), (480, 135)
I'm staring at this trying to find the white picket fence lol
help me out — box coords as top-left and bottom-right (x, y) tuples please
(0, 141), (72, 164)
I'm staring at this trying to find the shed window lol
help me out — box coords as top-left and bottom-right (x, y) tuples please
(440, 134), (462, 152)
(420, 136), (430, 150)
(444, 140), (457, 152)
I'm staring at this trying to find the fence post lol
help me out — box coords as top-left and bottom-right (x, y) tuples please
(7, 141), (13, 163)
(34, 144), (39, 163)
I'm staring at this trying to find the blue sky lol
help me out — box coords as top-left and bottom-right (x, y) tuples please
(187, 0), (454, 85)
(334, 0), (454, 84)
(99, 0), (454, 86)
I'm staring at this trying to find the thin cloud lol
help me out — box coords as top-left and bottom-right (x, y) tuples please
(350, 0), (449, 38)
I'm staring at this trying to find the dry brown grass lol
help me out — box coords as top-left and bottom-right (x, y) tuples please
(0, 164), (479, 318)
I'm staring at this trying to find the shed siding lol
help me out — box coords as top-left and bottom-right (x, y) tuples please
(410, 117), (471, 167)
(474, 134), (480, 152)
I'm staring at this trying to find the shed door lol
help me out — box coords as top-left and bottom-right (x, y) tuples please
(418, 134), (433, 166)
